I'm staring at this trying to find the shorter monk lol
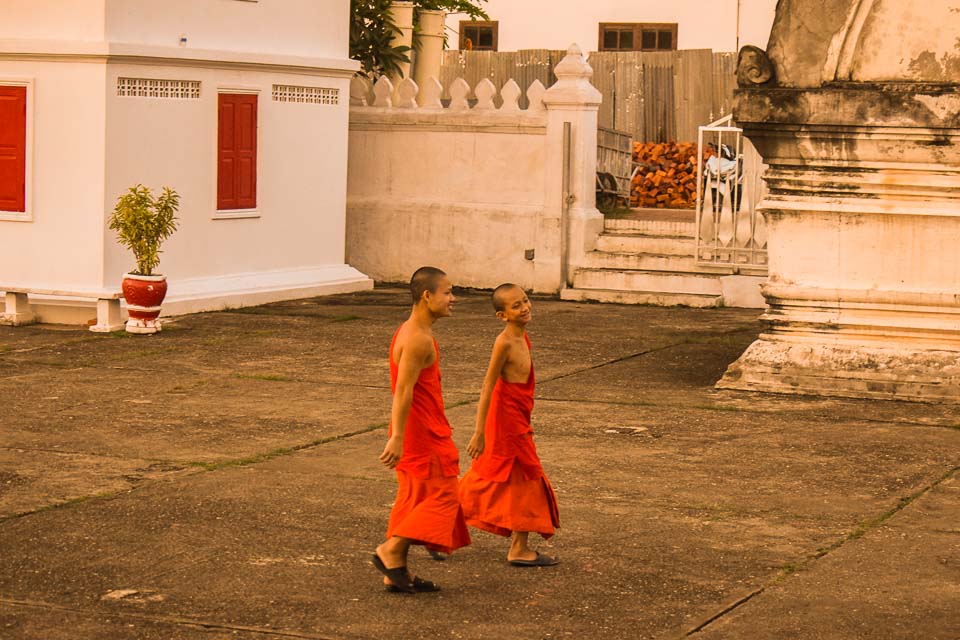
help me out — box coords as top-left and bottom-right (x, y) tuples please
(459, 284), (560, 566)
(373, 266), (471, 593)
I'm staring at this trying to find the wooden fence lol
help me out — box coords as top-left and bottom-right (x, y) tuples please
(439, 49), (738, 143)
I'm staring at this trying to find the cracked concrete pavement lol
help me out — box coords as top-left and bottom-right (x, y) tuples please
(1, 287), (958, 639)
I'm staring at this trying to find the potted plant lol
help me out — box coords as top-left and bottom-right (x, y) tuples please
(108, 184), (180, 334)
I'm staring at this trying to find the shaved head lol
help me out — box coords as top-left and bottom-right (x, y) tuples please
(410, 266), (447, 304)
(491, 283), (522, 312)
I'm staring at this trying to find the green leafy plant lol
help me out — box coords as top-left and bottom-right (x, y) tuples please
(350, 0), (412, 79)
(350, 0), (488, 78)
(108, 184), (180, 276)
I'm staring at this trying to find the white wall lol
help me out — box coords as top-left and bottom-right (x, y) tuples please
(104, 0), (349, 59)
(0, 0), (349, 59)
(444, 0), (777, 52)
(0, 61), (107, 288)
(347, 109), (559, 291)
(103, 64), (353, 286)
(0, 0), (106, 41)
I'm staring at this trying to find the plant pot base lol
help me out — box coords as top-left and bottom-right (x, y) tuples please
(121, 274), (167, 335)
(125, 317), (162, 334)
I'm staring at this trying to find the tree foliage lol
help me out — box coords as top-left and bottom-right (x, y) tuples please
(109, 185), (180, 276)
(350, 0), (488, 78)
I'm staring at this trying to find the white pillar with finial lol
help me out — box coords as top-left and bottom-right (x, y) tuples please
(543, 44), (604, 289)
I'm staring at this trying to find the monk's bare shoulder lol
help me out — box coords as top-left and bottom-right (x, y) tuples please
(396, 328), (435, 367)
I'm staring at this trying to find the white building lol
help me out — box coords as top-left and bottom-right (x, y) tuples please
(0, 0), (371, 327)
(444, 0), (777, 53)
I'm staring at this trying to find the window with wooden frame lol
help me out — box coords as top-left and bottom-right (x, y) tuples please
(217, 93), (258, 211)
(459, 21), (498, 51)
(0, 85), (27, 214)
(598, 23), (677, 52)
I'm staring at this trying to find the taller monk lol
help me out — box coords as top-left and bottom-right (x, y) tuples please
(373, 266), (471, 594)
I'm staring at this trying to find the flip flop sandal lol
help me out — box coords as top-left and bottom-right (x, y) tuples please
(372, 552), (414, 593)
(385, 576), (441, 593)
(509, 552), (560, 567)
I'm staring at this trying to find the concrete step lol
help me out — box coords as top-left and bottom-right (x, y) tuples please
(571, 267), (723, 296)
(583, 250), (700, 272)
(595, 233), (696, 255)
(604, 216), (696, 237)
(560, 287), (721, 308)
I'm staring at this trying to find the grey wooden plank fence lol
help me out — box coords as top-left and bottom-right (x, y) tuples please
(440, 49), (738, 142)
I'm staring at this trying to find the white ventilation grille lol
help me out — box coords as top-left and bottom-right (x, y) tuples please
(117, 78), (201, 99)
(271, 85), (339, 105)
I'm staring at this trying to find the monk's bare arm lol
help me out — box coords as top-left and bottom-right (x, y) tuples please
(379, 335), (432, 469)
(467, 336), (511, 459)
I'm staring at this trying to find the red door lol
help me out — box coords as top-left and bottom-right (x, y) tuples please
(217, 93), (257, 210)
(0, 86), (26, 212)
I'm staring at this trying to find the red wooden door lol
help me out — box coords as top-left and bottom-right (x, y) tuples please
(0, 86), (27, 212)
(217, 93), (257, 210)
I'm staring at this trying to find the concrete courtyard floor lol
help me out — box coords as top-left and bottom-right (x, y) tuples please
(1, 287), (958, 640)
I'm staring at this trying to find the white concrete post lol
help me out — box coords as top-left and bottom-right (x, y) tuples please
(387, 1), (415, 100)
(89, 299), (124, 333)
(2, 292), (35, 326)
(412, 10), (445, 91)
(542, 44), (603, 289)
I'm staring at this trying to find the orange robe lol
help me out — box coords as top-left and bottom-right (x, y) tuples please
(459, 334), (560, 538)
(385, 327), (471, 554)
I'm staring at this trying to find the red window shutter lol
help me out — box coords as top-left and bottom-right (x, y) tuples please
(0, 86), (27, 213)
(217, 93), (257, 210)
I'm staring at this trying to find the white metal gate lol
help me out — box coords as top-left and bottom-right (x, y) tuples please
(695, 115), (768, 270)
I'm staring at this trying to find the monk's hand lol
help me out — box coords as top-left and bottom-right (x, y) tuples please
(379, 436), (403, 468)
(467, 432), (485, 459)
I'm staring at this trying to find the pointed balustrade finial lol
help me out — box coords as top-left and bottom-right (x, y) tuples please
(526, 80), (546, 112)
(396, 77), (419, 108)
(372, 76), (394, 107)
(449, 78), (471, 110)
(349, 76), (373, 106)
(418, 77), (443, 109)
(500, 79), (522, 112)
(474, 78), (497, 110)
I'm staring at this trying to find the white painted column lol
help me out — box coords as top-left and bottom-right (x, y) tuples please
(412, 10), (445, 90)
(387, 1), (414, 90)
(542, 45), (604, 289)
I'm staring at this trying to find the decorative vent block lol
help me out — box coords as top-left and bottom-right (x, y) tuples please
(271, 85), (339, 105)
(117, 78), (201, 99)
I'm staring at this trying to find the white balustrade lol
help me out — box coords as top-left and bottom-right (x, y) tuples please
(352, 75), (550, 113)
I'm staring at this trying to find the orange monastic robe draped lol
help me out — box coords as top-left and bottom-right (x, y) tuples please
(459, 334), (560, 538)
(385, 327), (471, 554)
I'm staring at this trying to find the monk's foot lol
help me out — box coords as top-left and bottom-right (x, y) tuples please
(385, 575), (441, 593)
(506, 549), (538, 563)
(375, 543), (406, 570)
(372, 547), (413, 593)
(508, 551), (559, 567)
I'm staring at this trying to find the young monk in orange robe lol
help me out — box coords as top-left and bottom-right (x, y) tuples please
(373, 266), (471, 593)
(459, 283), (560, 566)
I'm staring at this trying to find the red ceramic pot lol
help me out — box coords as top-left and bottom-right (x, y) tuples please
(121, 273), (168, 334)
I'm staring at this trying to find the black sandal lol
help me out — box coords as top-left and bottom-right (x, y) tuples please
(427, 549), (447, 562)
(385, 576), (440, 593)
(372, 552), (413, 593)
